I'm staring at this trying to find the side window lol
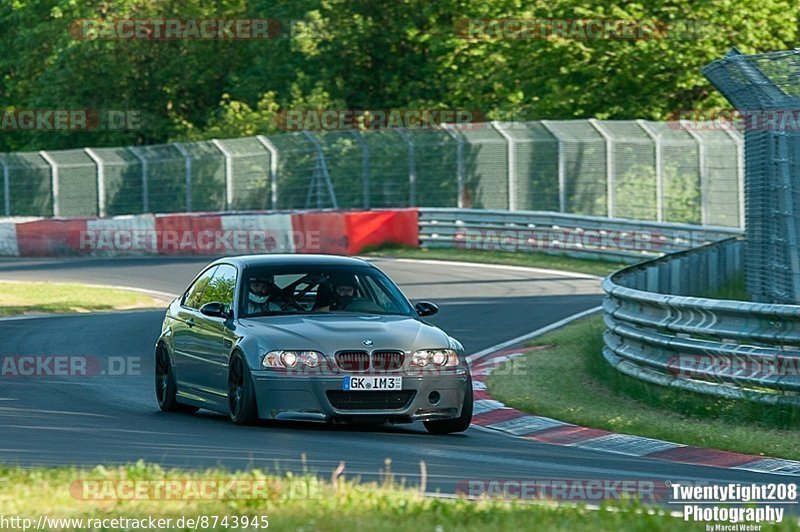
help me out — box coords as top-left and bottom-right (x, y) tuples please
(183, 266), (218, 309)
(200, 265), (237, 312)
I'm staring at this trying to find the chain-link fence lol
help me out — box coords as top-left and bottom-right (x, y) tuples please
(0, 120), (743, 228)
(704, 48), (800, 304)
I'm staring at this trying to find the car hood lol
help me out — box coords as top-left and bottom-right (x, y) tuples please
(237, 314), (452, 353)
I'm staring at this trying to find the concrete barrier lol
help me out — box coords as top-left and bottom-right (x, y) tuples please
(0, 209), (420, 258)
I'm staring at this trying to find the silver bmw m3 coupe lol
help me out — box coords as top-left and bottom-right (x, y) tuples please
(155, 254), (473, 434)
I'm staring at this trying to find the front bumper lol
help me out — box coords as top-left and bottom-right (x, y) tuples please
(251, 369), (469, 423)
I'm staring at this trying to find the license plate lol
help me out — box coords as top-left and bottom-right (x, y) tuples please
(343, 376), (403, 391)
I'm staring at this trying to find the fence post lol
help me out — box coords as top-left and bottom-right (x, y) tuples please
(210, 139), (234, 211)
(490, 121), (516, 211)
(0, 156), (9, 216)
(84, 148), (106, 217)
(776, 134), (800, 300)
(38, 150), (59, 217)
(722, 126), (746, 230)
(682, 124), (709, 226)
(540, 120), (566, 213)
(636, 120), (665, 222)
(255, 135), (279, 210)
(589, 119), (615, 218)
(302, 131), (339, 209)
(348, 130), (370, 209)
(172, 143), (192, 212)
(127, 146), (149, 213)
(441, 123), (465, 208)
(395, 130), (417, 207)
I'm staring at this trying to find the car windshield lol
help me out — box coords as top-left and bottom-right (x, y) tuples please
(239, 265), (416, 318)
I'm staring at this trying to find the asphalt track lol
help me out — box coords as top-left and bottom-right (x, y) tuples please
(0, 256), (796, 500)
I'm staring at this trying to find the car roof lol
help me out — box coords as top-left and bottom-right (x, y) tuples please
(212, 254), (373, 269)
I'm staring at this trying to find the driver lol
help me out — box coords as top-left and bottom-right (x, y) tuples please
(246, 275), (282, 315)
(317, 273), (357, 311)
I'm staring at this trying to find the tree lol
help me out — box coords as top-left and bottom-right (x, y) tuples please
(0, 0), (797, 151)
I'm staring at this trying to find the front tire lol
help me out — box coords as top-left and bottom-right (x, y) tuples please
(424, 374), (473, 434)
(155, 344), (198, 413)
(228, 352), (258, 425)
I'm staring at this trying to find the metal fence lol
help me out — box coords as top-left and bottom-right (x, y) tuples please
(0, 120), (743, 228)
(600, 47), (800, 402)
(603, 237), (800, 406)
(704, 48), (800, 304)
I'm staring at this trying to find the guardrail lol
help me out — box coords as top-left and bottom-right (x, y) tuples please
(603, 237), (800, 406)
(420, 208), (800, 404)
(418, 208), (741, 263)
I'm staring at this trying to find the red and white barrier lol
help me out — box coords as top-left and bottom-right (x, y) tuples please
(0, 221), (19, 257)
(16, 218), (89, 257)
(344, 209), (418, 254)
(0, 209), (419, 258)
(291, 211), (348, 254)
(220, 213), (296, 254)
(84, 215), (157, 255)
(154, 213), (221, 255)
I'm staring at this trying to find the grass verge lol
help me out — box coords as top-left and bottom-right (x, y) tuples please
(0, 281), (165, 316)
(487, 315), (800, 461)
(0, 462), (751, 531)
(361, 244), (626, 277)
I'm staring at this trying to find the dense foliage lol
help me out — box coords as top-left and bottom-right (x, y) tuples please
(1, 0), (797, 151)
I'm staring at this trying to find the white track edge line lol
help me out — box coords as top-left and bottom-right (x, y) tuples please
(466, 306), (603, 364)
(362, 256), (604, 280)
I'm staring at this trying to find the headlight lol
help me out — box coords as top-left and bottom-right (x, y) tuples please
(411, 351), (430, 367)
(262, 350), (324, 369)
(281, 352), (298, 367)
(410, 349), (459, 368)
(303, 351), (321, 368)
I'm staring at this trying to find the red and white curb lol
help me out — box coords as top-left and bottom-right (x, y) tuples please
(466, 310), (800, 478)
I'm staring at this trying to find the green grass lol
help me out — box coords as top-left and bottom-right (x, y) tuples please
(0, 281), (164, 316)
(361, 244), (626, 277)
(487, 315), (800, 461)
(0, 462), (785, 531)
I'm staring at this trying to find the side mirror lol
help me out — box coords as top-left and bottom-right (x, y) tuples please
(415, 301), (439, 317)
(200, 302), (230, 319)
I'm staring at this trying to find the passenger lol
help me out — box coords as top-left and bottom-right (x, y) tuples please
(316, 274), (357, 311)
(246, 275), (282, 315)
